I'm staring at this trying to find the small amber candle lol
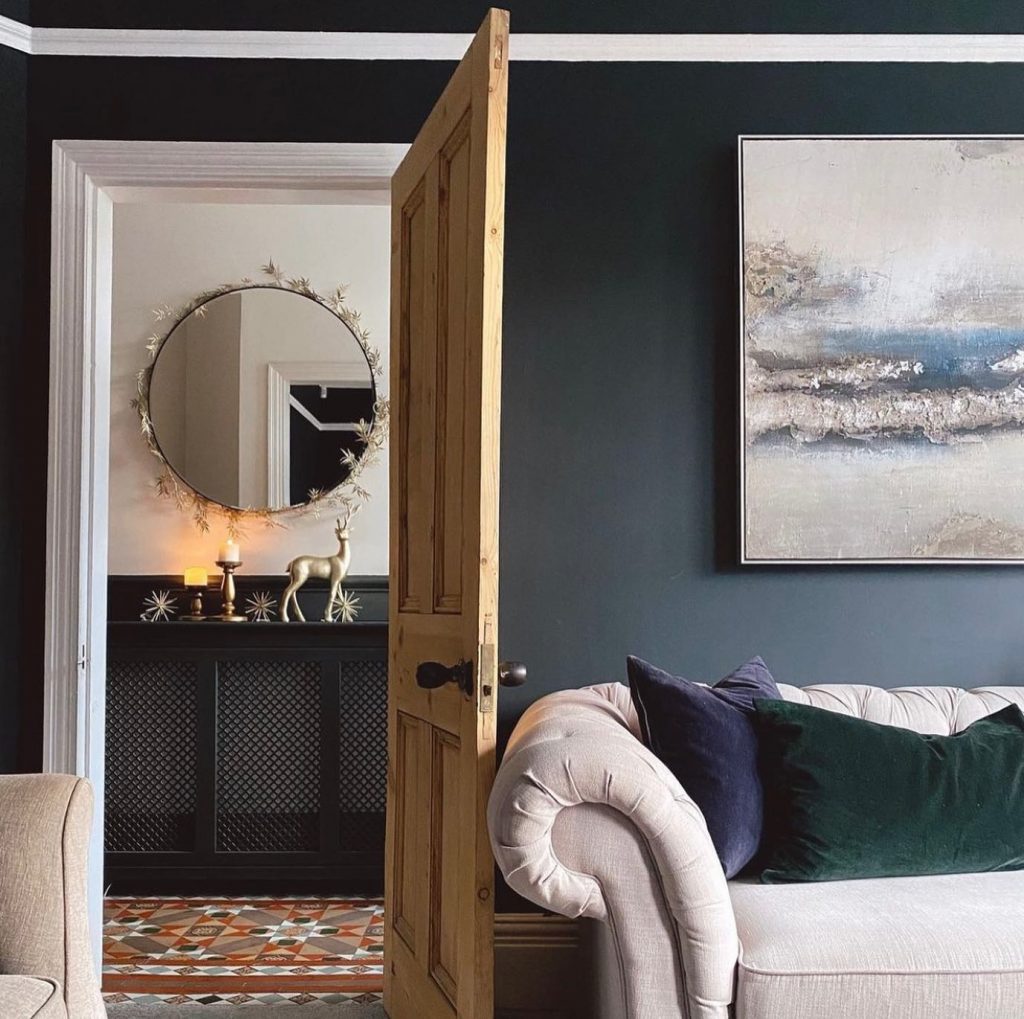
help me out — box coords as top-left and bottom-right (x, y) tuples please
(184, 567), (208, 588)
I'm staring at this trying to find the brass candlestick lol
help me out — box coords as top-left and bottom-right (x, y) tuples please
(213, 560), (246, 622)
(181, 585), (207, 621)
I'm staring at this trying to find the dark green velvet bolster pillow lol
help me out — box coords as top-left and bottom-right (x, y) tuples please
(752, 699), (1024, 883)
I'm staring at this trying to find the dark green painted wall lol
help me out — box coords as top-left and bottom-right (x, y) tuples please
(15, 56), (1024, 769)
(13, 0), (1024, 33)
(0, 1), (28, 21)
(0, 46), (25, 772)
(8, 6), (1024, 764)
(497, 63), (1024, 731)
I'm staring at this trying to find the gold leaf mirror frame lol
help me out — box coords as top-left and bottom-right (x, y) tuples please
(132, 262), (390, 536)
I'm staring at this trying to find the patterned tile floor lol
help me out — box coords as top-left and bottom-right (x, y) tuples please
(103, 897), (384, 1006)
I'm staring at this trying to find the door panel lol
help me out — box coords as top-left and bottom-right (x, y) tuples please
(391, 710), (423, 950)
(433, 115), (472, 616)
(428, 726), (461, 1000)
(386, 10), (509, 1019)
(396, 180), (432, 615)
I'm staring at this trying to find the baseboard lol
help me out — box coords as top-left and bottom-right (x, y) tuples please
(495, 913), (590, 1019)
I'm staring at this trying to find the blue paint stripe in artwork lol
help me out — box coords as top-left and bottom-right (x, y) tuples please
(819, 328), (1024, 390)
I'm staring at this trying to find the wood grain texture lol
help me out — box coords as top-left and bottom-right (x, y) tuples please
(386, 10), (509, 1019)
(433, 113), (472, 616)
(391, 711), (421, 952)
(428, 727), (461, 1002)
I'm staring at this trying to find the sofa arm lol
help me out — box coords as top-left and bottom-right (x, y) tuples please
(489, 685), (737, 1019)
(0, 775), (105, 1019)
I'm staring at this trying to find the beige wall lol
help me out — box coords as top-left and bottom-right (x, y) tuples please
(109, 201), (390, 576)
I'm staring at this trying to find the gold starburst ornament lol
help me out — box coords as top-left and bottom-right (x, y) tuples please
(245, 590), (277, 623)
(141, 590), (178, 622)
(330, 589), (361, 623)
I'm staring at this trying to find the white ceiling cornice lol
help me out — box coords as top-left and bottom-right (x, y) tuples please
(3, 15), (1024, 61)
(0, 14), (31, 53)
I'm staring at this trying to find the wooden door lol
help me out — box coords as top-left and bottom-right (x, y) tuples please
(385, 10), (509, 1019)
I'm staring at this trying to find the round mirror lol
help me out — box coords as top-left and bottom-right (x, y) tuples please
(147, 286), (376, 512)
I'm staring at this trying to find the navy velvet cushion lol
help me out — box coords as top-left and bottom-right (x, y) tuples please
(627, 655), (781, 877)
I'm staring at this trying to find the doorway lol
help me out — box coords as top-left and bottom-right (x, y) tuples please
(43, 141), (405, 1001)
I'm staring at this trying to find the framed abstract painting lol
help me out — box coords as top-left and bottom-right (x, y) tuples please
(740, 135), (1024, 564)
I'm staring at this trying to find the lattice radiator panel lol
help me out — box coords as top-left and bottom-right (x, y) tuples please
(216, 659), (322, 853)
(339, 658), (388, 851)
(105, 636), (388, 889)
(105, 660), (198, 852)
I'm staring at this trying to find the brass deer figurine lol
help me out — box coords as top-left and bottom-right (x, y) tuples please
(280, 506), (359, 622)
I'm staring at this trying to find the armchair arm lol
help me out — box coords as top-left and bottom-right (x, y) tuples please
(0, 774), (105, 1018)
(489, 685), (737, 1019)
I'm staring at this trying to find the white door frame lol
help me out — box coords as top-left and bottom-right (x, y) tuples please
(44, 139), (405, 965)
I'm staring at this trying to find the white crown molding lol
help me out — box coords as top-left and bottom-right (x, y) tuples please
(526, 32), (1024, 62)
(0, 14), (31, 52)
(62, 139), (408, 192)
(3, 16), (1024, 62)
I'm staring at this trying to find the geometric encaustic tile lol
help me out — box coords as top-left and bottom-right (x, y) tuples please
(103, 897), (384, 1006)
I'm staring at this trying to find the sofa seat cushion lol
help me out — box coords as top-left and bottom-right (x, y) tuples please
(0, 976), (66, 1019)
(731, 871), (1024, 1019)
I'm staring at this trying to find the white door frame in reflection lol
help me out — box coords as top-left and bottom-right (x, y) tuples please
(44, 139), (406, 968)
(266, 360), (373, 509)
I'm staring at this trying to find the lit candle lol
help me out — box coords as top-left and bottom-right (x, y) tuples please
(218, 540), (240, 564)
(183, 567), (208, 588)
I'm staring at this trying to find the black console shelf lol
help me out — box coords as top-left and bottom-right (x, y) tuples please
(104, 577), (387, 895)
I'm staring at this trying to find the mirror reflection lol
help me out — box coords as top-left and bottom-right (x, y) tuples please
(148, 287), (375, 512)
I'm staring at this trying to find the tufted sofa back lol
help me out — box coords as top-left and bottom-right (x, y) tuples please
(777, 684), (1024, 734)
(504, 683), (1024, 758)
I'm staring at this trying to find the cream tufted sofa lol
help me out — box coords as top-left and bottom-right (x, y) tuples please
(488, 682), (1024, 1019)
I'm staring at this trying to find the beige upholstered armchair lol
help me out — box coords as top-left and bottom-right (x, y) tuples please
(0, 775), (106, 1018)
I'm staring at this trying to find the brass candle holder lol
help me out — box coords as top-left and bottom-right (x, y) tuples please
(181, 567), (208, 621)
(181, 585), (207, 621)
(213, 560), (246, 622)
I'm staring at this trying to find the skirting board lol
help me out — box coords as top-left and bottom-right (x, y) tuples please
(495, 914), (589, 1019)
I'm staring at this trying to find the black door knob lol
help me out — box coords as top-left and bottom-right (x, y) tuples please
(416, 659), (473, 696)
(498, 661), (527, 687)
